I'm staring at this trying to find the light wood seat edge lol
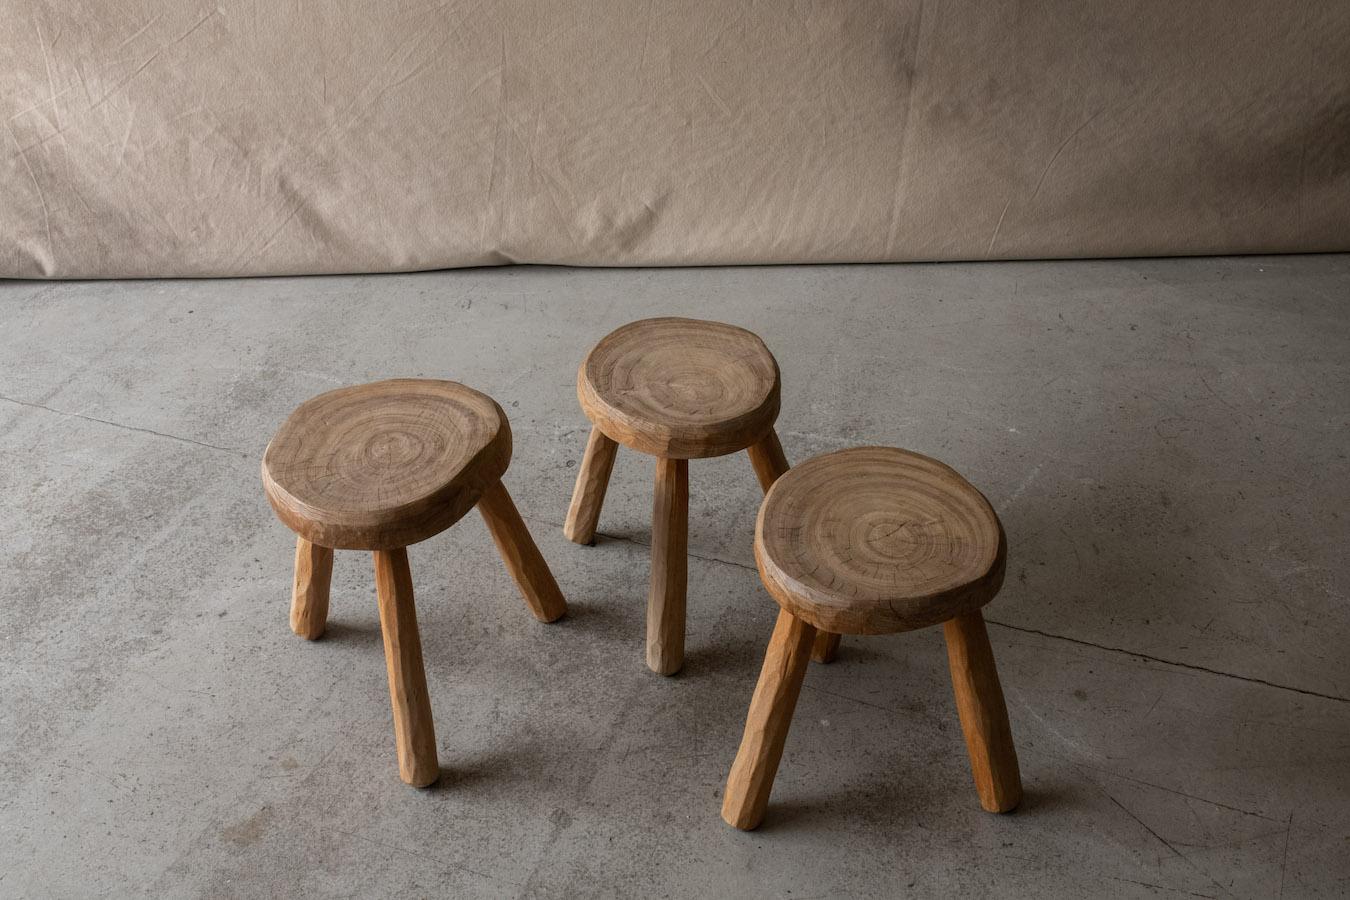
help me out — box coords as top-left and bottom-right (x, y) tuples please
(575, 349), (783, 460)
(261, 418), (513, 551)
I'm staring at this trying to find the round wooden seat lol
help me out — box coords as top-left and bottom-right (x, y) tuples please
(262, 379), (512, 551)
(755, 446), (1006, 635)
(578, 317), (781, 459)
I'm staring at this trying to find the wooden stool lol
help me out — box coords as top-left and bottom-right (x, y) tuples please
(564, 317), (832, 675)
(721, 446), (1021, 829)
(262, 379), (566, 787)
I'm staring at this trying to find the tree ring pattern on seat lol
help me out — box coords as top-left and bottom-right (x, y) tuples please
(755, 446), (1005, 635)
(578, 317), (781, 459)
(263, 379), (511, 550)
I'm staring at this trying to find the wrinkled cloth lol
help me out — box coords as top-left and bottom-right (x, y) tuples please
(3, 1), (1348, 278)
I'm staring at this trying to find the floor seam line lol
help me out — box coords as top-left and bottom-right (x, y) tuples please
(521, 511), (1349, 703)
(0, 393), (250, 458)
(986, 619), (1349, 704)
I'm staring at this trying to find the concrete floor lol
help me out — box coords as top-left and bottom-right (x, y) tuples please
(1, 255), (1347, 898)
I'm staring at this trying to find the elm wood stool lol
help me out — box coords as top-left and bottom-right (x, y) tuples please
(721, 446), (1022, 830)
(262, 379), (567, 787)
(563, 317), (837, 675)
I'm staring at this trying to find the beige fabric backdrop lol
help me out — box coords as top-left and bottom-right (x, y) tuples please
(3, 1), (1348, 278)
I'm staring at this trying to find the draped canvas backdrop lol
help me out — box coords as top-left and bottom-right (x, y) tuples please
(3, 1), (1348, 278)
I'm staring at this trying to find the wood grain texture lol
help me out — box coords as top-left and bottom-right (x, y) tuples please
(563, 427), (618, 545)
(756, 446), (1006, 635)
(944, 610), (1022, 813)
(373, 548), (439, 788)
(263, 379), (511, 550)
(721, 608), (817, 831)
(647, 457), (688, 675)
(289, 538), (333, 640)
(578, 318), (781, 459)
(477, 480), (568, 623)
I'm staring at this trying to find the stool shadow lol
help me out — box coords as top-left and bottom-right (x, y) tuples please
(549, 599), (631, 627)
(753, 784), (1070, 835)
(427, 743), (553, 793)
(310, 620), (380, 644)
(1005, 787), (1064, 814)
(682, 642), (758, 677)
(590, 530), (652, 549)
(544, 600), (643, 648)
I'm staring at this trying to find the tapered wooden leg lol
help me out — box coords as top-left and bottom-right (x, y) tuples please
(746, 428), (789, 492)
(748, 431), (843, 665)
(478, 480), (568, 623)
(564, 427), (618, 545)
(944, 610), (1021, 813)
(722, 609), (817, 830)
(290, 538), (333, 640)
(373, 548), (438, 788)
(647, 457), (688, 675)
(810, 631), (842, 663)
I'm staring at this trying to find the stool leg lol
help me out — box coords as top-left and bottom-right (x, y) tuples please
(746, 429), (789, 492)
(747, 430), (842, 665)
(647, 457), (688, 675)
(944, 610), (1021, 812)
(478, 480), (568, 623)
(373, 548), (439, 788)
(564, 427), (618, 545)
(290, 538), (333, 640)
(810, 632), (842, 663)
(722, 608), (817, 830)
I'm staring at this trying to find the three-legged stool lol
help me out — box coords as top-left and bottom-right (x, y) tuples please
(563, 317), (837, 674)
(262, 379), (567, 786)
(721, 446), (1021, 829)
